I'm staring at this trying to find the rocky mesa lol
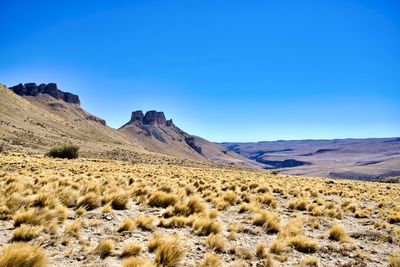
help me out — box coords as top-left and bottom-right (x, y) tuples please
(9, 83), (80, 105)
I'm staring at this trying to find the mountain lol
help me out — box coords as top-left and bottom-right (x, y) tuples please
(221, 138), (400, 180)
(1, 82), (254, 167)
(117, 110), (258, 167)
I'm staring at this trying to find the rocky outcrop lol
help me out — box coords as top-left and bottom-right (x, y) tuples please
(128, 110), (173, 126)
(9, 83), (80, 105)
(86, 115), (106, 126)
(130, 111), (144, 123)
(143, 110), (167, 125)
(185, 136), (203, 155)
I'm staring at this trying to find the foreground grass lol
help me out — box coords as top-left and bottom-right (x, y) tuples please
(0, 153), (399, 266)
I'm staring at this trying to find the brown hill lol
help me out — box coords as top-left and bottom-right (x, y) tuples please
(1, 83), (254, 167)
(118, 110), (258, 167)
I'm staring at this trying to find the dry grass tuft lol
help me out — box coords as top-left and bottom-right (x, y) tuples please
(117, 218), (136, 232)
(197, 253), (221, 267)
(93, 239), (113, 258)
(388, 254), (400, 267)
(0, 242), (47, 267)
(256, 242), (266, 258)
(110, 193), (129, 210)
(206, 234), (224, 252)
(289, 235), (317, 253)
(11, 225), (41, 242)
(122, 256), (154, 267)
(297, 256), (320, 267)
(154, 239), (185, 267)
(148, 233), (164, 253)
(288, 198), (308, 211)
(252, 211), (280, 234)
(13, 208), (53, 227)
(120, 243), (142, 258)
(148, 192), (178, 208)
(193, 218), (222, 236)
(328, 224), (348, 241)
(269, 239), (287, 255)
(136, 215), (155, 231)
(77, 193), (100, 210)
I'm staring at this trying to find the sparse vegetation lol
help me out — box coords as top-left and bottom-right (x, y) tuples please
(0, 153), (398, 266)
(46, 144), (79, 159)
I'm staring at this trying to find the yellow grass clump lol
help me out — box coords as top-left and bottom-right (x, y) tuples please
(328, 224), (348, 241)
(93, 239), (113, 258)
(0, 242), (47, 267)
(120, 243), (142, 258)
(154, 239), (185, 267)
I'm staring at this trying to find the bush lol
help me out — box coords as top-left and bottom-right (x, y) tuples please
(46, 144), (79, 159)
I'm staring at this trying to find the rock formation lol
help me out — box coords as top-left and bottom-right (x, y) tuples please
(128, 110), (173, 126)
(86, 115), (106, 126)
(9, 83), (80, 105)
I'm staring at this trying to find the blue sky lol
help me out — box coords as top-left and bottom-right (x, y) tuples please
(1, 0), (399, 142)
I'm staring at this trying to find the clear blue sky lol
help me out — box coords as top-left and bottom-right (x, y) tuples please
(1, 0), (399, 142)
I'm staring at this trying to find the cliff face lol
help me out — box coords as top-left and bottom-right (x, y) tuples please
(128, 110), (174, 127)
(9, 83), (80, 105)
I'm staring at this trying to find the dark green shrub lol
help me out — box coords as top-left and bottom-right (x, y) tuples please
(46, 144), (79, 159)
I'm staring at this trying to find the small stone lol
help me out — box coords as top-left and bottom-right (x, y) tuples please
(103, 214), (113, 221)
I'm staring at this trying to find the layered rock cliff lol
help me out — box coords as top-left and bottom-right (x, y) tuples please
(9, 83), (80, 105)
(128, 110), (174, 127)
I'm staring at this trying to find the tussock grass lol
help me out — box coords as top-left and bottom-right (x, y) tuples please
(154, 239), (185, 267)
(117, 218), (136, 232)
(136, 215), (155, 231)
(256, 242), (266, 258)
(328, 224), (348, 241)
(269, 239), (287, 255)
(193, 218), (222, 236)
(64, 219), (82, 237)
(122, 256), (154, 267)
(93, 239), (113, 258)
(13, 208), (54, 227)
(297, 256), (319, 267)
(288, 198), (308, 211)
(206, 234), (224, 252)
(77, 192), (100, 210)
(197, 253), (221, 267)
(159, 216), (187, 228)
(110, 193), (129, 210)
(257, 194), (278, 208)
(148, 233), (164, 253)
(11, 225), (41, 242)
(388, 254), (400, 267)
(0, 242), (47, 267)
(252, 211), (280, 234)
(120, 243), (142, 258)
(148, 192), (178, 208)
(289, 235), (317, 253)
